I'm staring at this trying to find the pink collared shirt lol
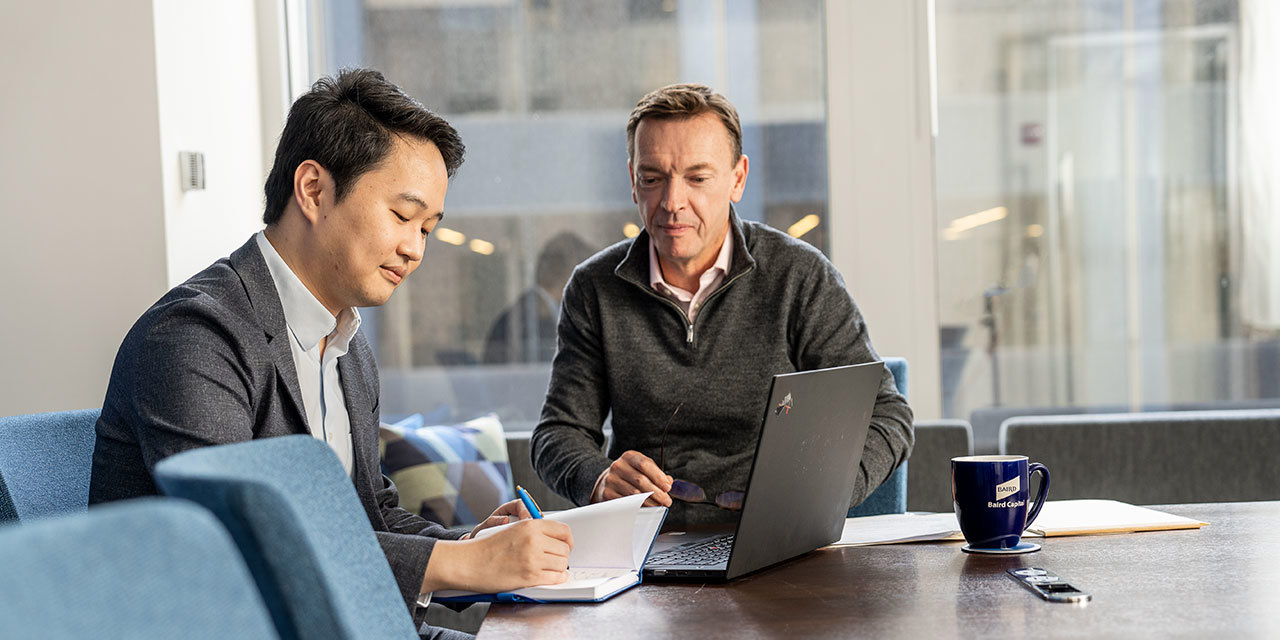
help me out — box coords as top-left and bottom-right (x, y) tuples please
(648, 231), (732, 323)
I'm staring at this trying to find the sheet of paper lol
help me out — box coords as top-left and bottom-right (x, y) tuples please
(830, 512), (963, 546)
(632, 506), (666, 568)
(1029, 499), (1207, 536)
(824, 500), (1207, 548)
(546, 492), (650, 569)
(479, 492), (651, 569)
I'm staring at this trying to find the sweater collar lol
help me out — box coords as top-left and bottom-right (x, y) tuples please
(615, 206), (756, 289)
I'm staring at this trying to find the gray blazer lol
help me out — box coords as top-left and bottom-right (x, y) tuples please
(90, 235), (463, 611)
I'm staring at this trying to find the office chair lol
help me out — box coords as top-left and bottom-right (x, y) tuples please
(153, 435), (419, 640)
(0, 497), (279, 639)
(905, 419), (974, 512)
(847, 357), (909, 517)
(1001, 409), (1280, 504)
(0, 408), (100, 522)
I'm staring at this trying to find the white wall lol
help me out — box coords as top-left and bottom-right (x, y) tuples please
(0, 0), (170, 416)
(0, 0), (273, 417)
(154, 0), (269, 286)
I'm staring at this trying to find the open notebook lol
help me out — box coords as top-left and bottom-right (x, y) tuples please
(435, 493), (667, 603)
(831, 499), (1208, 546)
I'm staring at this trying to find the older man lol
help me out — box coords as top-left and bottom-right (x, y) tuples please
(532, 84), (913, 526)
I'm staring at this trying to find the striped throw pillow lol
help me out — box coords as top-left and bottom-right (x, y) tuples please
(379, 413), (514, 527)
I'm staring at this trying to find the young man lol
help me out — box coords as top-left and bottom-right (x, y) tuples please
(532, 84), (914, 526)
(89, 69), (572, 630)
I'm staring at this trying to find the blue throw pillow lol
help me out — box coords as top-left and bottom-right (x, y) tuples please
(379, 414), (514, 527)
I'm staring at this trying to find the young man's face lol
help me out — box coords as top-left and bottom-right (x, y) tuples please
(310, 135), (448, 312)
(629, 112), (748, 273)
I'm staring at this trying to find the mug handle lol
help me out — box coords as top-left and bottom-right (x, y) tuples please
(1022, 462), (1050, 531)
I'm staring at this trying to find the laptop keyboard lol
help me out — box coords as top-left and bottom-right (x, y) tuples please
(647, 534), (735, 566)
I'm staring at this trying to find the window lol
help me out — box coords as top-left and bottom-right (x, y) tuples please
(308, 0), (829, 430)
(933, 0), (1280, 449)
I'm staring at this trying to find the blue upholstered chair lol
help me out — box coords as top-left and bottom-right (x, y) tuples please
(0, 497), (279, 639)
(153, 435), (418, 640)
(0, 408), (100, 522)
(847, 357), (909, 517)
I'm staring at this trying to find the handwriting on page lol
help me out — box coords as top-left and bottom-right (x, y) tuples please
(535, 567), (632, 590)
(567, 568), (621, 580)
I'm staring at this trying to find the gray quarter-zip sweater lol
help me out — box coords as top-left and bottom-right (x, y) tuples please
(531, 212), (914, 525)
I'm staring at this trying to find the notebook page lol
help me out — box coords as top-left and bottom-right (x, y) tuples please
(1029, 499), (1207, 536)
(544, 492), (649, 569)
(632, 506), (667, 569)
(475, 493), (649, 569)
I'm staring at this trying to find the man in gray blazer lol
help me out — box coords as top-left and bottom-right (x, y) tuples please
(89, 69), (572, 630)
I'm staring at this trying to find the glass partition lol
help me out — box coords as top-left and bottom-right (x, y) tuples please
(933, 0), (1280, 451)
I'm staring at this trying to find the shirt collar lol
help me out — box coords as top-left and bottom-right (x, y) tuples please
(648, 226), (734, 294)
(254, 231), (361, 354)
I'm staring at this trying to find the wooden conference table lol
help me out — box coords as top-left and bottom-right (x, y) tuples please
(475, 502), (1280, 638)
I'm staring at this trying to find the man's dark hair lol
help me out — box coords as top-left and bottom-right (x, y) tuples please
(262, 68), (465, 225)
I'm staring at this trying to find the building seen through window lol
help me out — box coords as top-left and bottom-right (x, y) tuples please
(313, 0), (829, 429)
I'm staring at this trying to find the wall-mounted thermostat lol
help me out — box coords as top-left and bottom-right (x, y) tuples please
(179, 151), (206, 191)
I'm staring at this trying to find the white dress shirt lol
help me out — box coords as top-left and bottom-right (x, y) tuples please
(255, 231), (359, 477)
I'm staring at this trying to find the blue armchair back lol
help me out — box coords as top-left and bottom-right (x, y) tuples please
(154, 435), (418, 640)
(0, 497), (279, 639)
(847, 357), (909, 517)
(0, 408), (100, 522)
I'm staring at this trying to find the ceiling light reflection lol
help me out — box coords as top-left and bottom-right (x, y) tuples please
(787, 214), (821, 238)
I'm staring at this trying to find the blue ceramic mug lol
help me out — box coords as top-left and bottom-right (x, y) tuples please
(952, 455), (1050, 549)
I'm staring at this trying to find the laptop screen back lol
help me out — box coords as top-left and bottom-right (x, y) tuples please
(723, 362), (882, 580)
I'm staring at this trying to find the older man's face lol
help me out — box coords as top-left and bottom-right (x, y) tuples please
(629, 113), (748, 275)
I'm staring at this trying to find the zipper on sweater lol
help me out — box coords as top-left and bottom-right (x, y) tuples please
(633, 287), (695, 344)
(626, 265), (754, 346)
(681, 267), (754, 344)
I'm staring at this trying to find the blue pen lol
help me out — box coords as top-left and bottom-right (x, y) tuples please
(515, 485), (543, 519)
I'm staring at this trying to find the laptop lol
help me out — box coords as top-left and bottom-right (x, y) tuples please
(643, 361), (883, 581)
